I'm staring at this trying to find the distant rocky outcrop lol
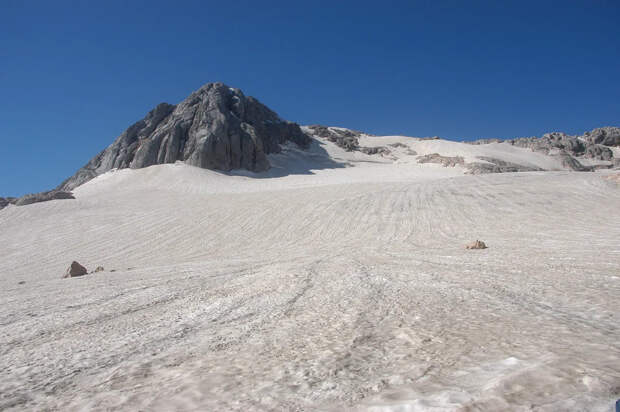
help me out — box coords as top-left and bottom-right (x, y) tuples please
(466, 157), (544, 174)
(388, 142), (417, 155)
(552, 152), (592, 172)
(0, 191), (74, 210)
(14, 190), (75, 206)
(467, 127), (619, 164)
(418, 154), (545, 174)
(306, 125), (362, 151)
(583, 127), (620, 147)
(0, 197), (17, 209)
(360, 146), (391, 155)
(466, 138), (504, 145)
(305, 125), (392, 156)
(417, 153), (465, 167)
(584, 144), (613, 161)
(57, 83), (311, 191)
(388, 142), (408, 148)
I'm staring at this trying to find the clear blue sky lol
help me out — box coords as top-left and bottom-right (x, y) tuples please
(1, 0), (619, 196)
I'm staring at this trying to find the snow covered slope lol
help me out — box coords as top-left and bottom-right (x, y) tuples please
(1, 134), (619, 411)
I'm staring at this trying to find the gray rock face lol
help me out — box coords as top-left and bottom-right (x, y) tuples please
(0, 192), (74, 210)
(388, 142), (408, 148)
(306, 125), (361, 151)
(305, 125), (393, 156)
(360, 146), (391, 155)
(509, 132), (586, 156)
(467, 127), (619, 166)
(387, 143), (417, 155)
(58, 83), (311, 191)
(14, 191), (75, 206)
(466, 157), (544, 174)
(584, 144), (613, 161)
(466, 138), (504, 145)
(583, 127), (620, 147)
(0, 197), (16, 209)
(417, 153), (465, 167)
(553, 152), (592, 172)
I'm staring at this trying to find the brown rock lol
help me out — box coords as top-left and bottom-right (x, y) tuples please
(465, 240), (487, 250)
(64, 261), (88, 278)
(93, 266), (105, 273)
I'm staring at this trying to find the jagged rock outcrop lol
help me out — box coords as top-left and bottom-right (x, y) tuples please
(58, 83), (311, 191)
(583, 127), (620, 147)
(417, 153), (465, 167)
(466, 157), (544, 174)
(388, 142), (407, 148)
(305, 125), (392, 155)
(509, 132), (586, 156)
(306, 125), (362, 151)
(0, 197), (16, 209)
(0, 191), (74, 210)
(467, 127), (619, 164)
(388, 142), (417, 155)
(584, 144), (613, 161)
(14, 190), (75, 206)
(466, 138), (504, 145)
(418, 153), (544, 174)
(360, 146), (391, 155)
(553, 152), (593, 172)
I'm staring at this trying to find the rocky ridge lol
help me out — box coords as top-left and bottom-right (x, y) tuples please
(1, 191), (74, 210)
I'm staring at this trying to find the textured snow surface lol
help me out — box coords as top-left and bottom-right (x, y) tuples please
(1, 137), (619, 411)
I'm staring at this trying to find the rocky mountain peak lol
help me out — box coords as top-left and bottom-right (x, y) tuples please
(57, 82), (311, 191)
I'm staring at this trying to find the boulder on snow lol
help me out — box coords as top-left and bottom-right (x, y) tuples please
(63, 261), (88, 278)
(465, 240), (488, 249)
(93, 266), (105, 273)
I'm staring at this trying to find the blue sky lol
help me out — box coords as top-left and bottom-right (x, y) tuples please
(1, 0), (619, 196)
